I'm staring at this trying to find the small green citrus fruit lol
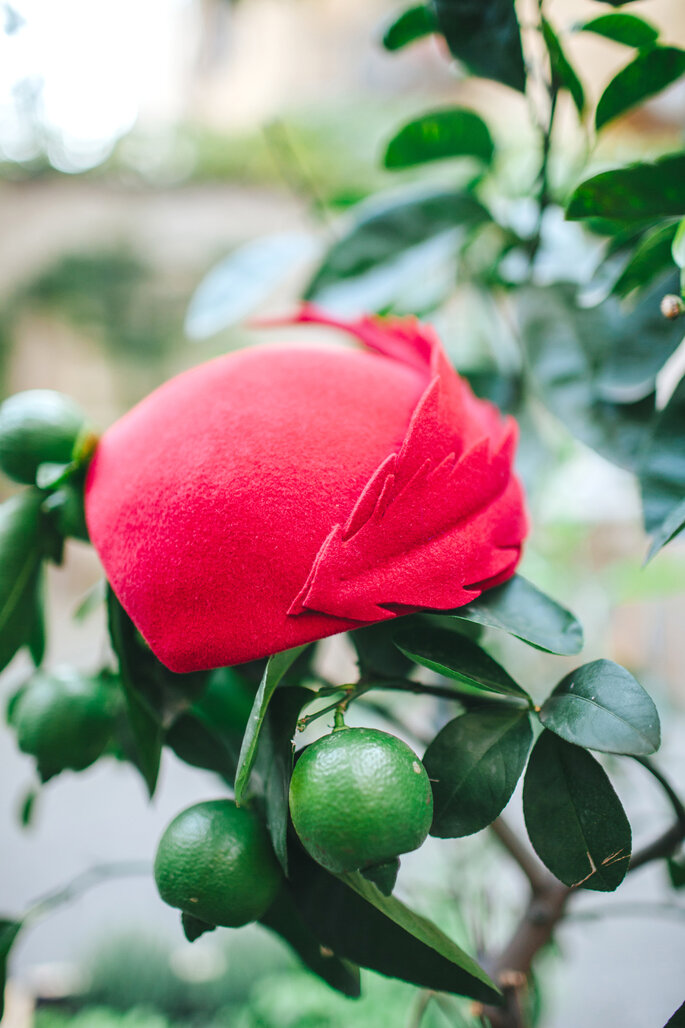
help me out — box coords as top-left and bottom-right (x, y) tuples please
(9, 668), (118, 781)
(154, 800), (282, 928)
(0, 390), (86, 484)
(289, 726), (433, 874)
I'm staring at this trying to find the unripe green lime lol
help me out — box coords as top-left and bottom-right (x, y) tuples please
(9, 667), (118, 781)
(289, 726), (433, 874)
(0, 390), (86, 484)
(154, 800), (282, 928)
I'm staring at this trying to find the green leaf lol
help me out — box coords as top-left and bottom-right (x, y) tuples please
(181, 912), (216, 942)
(234, 645), (308, 806)
(592, 0), (647, 6)
(350, 620), (415, 679)
(664, 1000), (685, 1027)
(184, 232), (319, 340)
(542, 18), (585, 116)
(433, 0), (526, 93)
(382, 4), (437, 51)
(640, 375), (685, 533)
(667, 855), (685, 890)
(577, 14), (659, 49)
(612, 222), (679, 298)
(523, 731), (632, 891)
(673, 218), (685, 270)
(567, 153), (685, 223)
(539, 659), (660, 756)
(596, 46), (685, 130)
(384, 108), (494, 169)
(0, 919), (22, 1021)
(260, 887), (361, 997)
(0, 491), (44, 674)
(165, 713), (240, 784)
(287, 846), (500, 1002)
(646, 495), (685, 562)
(19, 787), (37, 828)
(306, 187), (490, 312)
(394, 623), (530, 700)
(424, 709), (532, 837)
(254, 685), (313, 873)
(439, 574), (583, 656)
(27, 567), (46, 667)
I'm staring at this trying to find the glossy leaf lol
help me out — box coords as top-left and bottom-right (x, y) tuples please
(0, 491), (44, 674)
(286, 846), (500, 1002)
(424, 709), (532, 837)
(384, 108), (494, 169)
(612, 222), (679, 298)
(261, 887), (361, 997)
(440, 574), (583, 656)
(234, 645), (308, 805)
(165, 713), (240, 784)
(542, 19), (585, 115)
(350, 620), (415, 679)
(306, 187), (490, 311)
(539, 659), (660, 756)
(382, 4), (436, 51)
(673, 218), (685, 269)
(0, 919), (21, 1020)
(523, 732), (632, 891)
(578, 14), (659, 49)
(640, 375), (685, 532)
(394, 623), (529, 700)
(596, 47), (685, 130)
(433, 0), (525, 93)
(185, 232), (319, 340)
(254, 685), (312, 873)
(646, 496), (685, 563)
(567, 153), (685, 223)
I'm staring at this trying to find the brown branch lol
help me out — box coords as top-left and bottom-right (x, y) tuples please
(489, 818), (552, 896)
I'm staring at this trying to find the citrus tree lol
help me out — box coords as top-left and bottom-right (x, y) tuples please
(2, 1), (685, 1027)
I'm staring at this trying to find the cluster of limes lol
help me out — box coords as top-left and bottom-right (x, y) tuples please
(154, 725), (434, 929)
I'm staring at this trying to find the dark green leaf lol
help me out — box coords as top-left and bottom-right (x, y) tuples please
(646, 496), (685, 562)
(254, 685), (313, 873)
(612, 222), (679, 298)
(523, 731), (631, 891)
(306, 187), (490, 311)
(433, 0), (525, 93)
(668, 855), (685, 890)
(350, 620), (415, 679)
(382, 4), (437, 51)
(19, 786), (37, 828)
(577, 14), (659, 49)
(181, 912), (216, 942)
(0, 491), (44, 673)
(165, 713), (240, 784)
(539, 659), (660, 756)
(439, 575), (583, 656)
(27, 568), (45, 667)
(593, 0), (647, 6)
(424, 709), (532, 837)
(234, 645), (308, 806)
(596, 47), (685, 130)
(542, 19), (585, 115)
(287, 846), (500, 1002)
(673, 218), (685, 269)
(361, 858), (400, 895)
(0, 919), (22, 1020)
(260, 887), (361, 997)
(384, 108), (494, 169)
(567, 153), (685, 223)
(640, 375), (685, 532)
(664, 1000), (685, 1027)
(394, 623), (530, 700)
(184, 233), (318, 340)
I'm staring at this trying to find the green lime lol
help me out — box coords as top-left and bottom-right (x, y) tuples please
(289, 726), (433, 874)
(9, 667), (119, 781)
(154, 800), (282, 928)
(0, 390), (86, 484)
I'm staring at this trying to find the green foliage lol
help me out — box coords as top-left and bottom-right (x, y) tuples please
(383, 108), (494, 169)
(538, 659), (661, 756)
(524, 732), (632, 891)
(542, 18), (585, 116)
(664, 1000), (685, 1028)
(432, 0), (525, 93)
(0, 919), (22, 1021)
(577, 13), (659, 49)
(595, 46), (685, 129)
(566, 153), (685, 222)
(0, 490), (46, 673)
(381, 4), (437, 51)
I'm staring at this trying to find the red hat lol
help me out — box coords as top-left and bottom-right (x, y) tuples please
(85, 307), (527, 672)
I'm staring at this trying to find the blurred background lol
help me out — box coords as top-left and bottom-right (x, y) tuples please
(1, 0), (685, 1026)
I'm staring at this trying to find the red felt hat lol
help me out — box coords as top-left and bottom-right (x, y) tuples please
(85, 307), (528, 672)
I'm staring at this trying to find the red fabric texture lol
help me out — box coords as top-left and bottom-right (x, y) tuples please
(85, 307), (528, 672)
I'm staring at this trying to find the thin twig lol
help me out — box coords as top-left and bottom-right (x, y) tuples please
(26, 861), (151, 923)
(489, 818), (552, 895)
